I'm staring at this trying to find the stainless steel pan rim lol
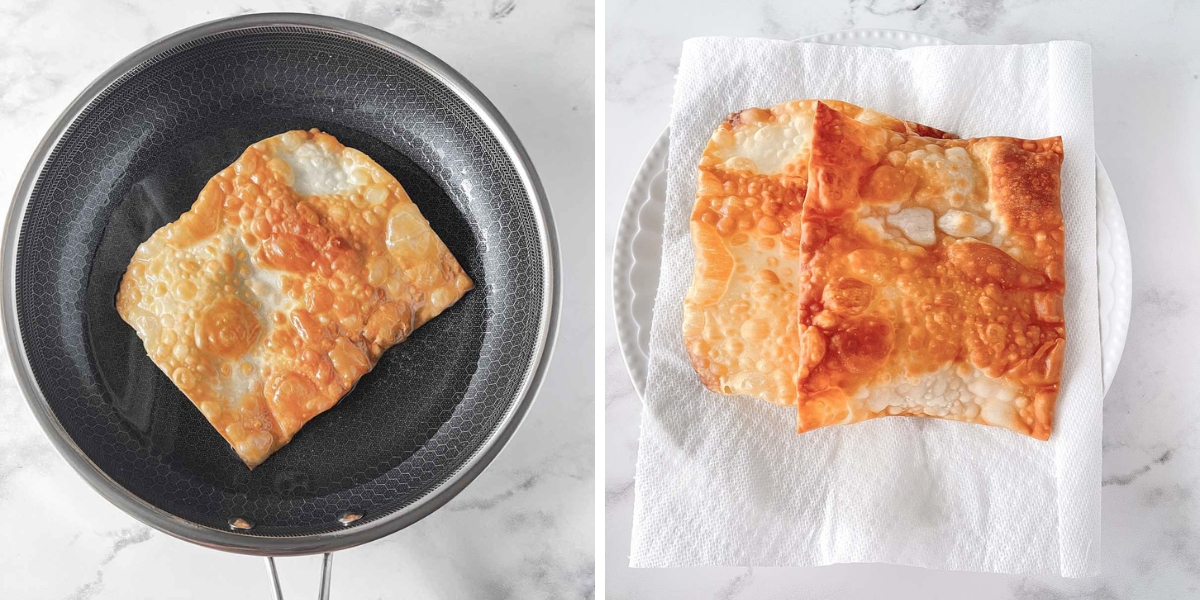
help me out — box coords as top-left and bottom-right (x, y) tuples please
(1, 12), (560, 556)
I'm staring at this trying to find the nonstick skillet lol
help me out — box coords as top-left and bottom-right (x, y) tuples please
(2, 13), (558, 598)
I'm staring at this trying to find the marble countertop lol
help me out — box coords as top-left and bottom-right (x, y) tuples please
(0, 1), (593, 598)
(606, 0), (1200, 598)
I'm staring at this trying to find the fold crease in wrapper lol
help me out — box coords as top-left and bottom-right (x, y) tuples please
(631, 38), (1101, 577)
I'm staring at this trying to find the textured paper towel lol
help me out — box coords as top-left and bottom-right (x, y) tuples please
(630, 38), (1101, 577)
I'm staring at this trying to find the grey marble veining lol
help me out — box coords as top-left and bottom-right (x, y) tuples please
(606, 0), (1200, 597)
(0, 1), (594, 598)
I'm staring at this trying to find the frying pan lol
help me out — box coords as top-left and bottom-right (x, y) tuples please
(2, 13), (558, 598)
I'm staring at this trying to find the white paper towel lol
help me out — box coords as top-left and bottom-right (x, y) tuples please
(630, 38), (1102, 577)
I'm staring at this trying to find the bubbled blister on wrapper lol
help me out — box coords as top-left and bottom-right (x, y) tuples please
(632, 39), (1100, 576)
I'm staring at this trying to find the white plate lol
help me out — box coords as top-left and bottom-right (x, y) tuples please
(612, 29), (1133, 398)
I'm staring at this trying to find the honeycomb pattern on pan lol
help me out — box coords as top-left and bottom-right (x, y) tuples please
(15, 26), (547, 537)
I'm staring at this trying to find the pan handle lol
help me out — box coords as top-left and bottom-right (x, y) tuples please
(265, 553), (334, 600)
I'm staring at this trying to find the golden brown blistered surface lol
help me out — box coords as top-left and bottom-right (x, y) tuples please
(796, 102), (1065, 440)
(116, 129), (473, 467)
(683, 99), (954, 406)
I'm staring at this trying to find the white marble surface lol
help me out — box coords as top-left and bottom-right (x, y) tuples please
(0, 1), (593, 598)
(606, 0), (1200, 597)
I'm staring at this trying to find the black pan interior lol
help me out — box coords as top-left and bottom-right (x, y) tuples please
(15, 26), (545, 537)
